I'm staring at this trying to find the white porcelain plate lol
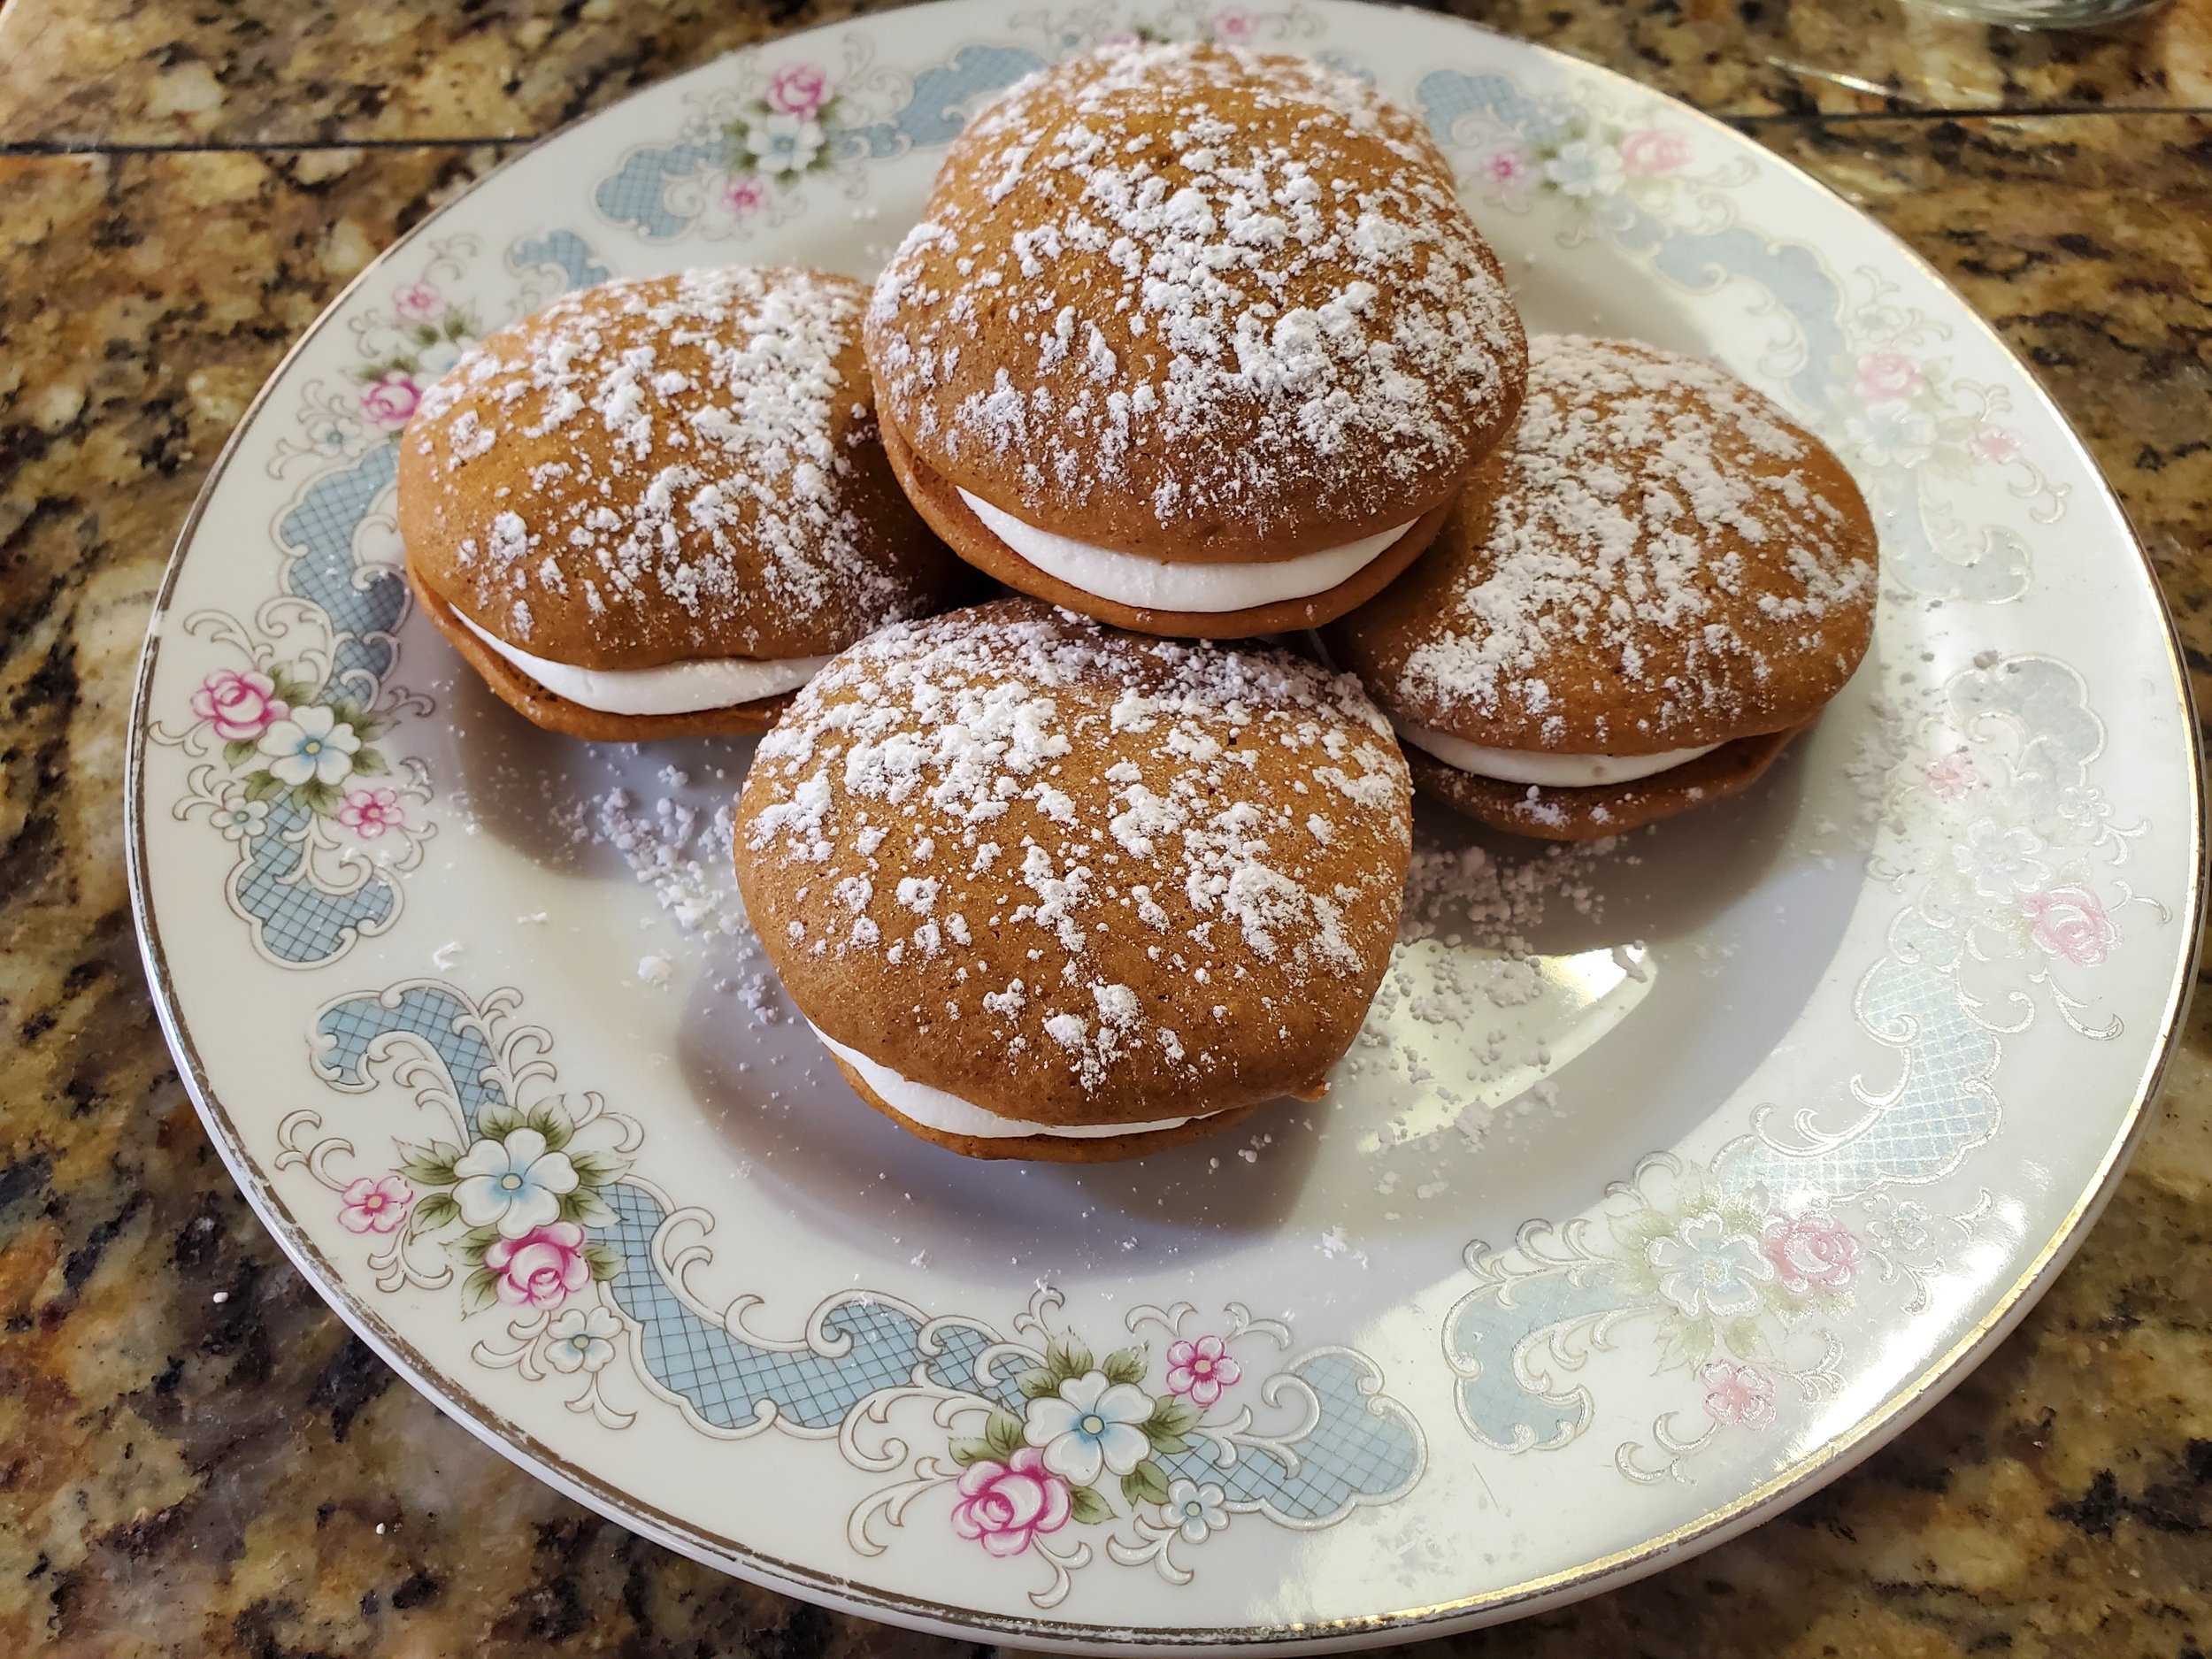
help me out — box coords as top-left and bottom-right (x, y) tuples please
(127, 2), (2203, 1647)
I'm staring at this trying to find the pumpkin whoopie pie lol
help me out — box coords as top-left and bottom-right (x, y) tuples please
(863, 42), (1527, 639)
(1322, 334), (1878, 840)
(399, 267), (967, 740)
(733, 599), (1412, 1160)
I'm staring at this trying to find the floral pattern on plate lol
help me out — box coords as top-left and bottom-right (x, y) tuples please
(148, 602), (434, 965)
(1447, 651), (2167, 1481)
(280, 980), (1425, 1605)
(1418, 72), (2063, 604)
(142, 230), (626, 965)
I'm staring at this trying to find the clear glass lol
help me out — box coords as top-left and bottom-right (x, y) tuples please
(1903, 0), (2166, 27)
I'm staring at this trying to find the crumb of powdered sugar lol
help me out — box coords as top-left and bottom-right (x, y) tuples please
(637, 954), (674, 987)
(1509, 1079), (1559, 1118)
(1317, 1224), (1369, 1266)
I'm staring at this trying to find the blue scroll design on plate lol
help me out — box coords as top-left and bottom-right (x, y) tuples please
(509, 229), (614, 291)
(310, 979), (1423, 1526)
(595, 140), (724, 242)
(1445, 653), (2143, 1463)
(210, 442), (408, 964)
(845, 45), (1047, 157)
(595, 43), (1046, 241)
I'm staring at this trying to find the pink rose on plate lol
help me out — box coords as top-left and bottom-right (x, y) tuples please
(2021, 884), (2118, 967)
(949, 1448), (1072, 1557)
(1617, 128), (1690, 176)
(360, 370), (420, 430)
(1483, 146), (1532, 188)
(723, 176), (772, 217)
(1968, 422), (2022, 465)
(1165, 1335), (1241, 1406)
(1213, 6), (1255, 40)
(1701, 1360), (1776, 1428)
(391, 280), (444, 323)
(767, 63), (830, 118)
(483, 1221), (590, 1309)
(192, 668), (288, 741)
(1924, 749), (1978, 802)
(1761, 1211), (1863, 1296)
(338, 1176), (413, 1235)
(338, 787), (403, 840)
(1853, 349), (1924, 403)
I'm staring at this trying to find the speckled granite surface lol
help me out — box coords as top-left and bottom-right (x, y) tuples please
(1, 1), (2208, 1653)
(1, 0), (2208, 142)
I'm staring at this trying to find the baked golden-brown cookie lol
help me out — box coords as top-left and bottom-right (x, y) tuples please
(1322, 334), (1877, 841)
(864, 42), (1527, 638)
(398, 267), (969, 739)
(733, 598), (1412, 1158)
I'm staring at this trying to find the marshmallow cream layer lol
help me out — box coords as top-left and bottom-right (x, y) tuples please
(811, 1025), (1212, 1141)
(1396, 722), (1723, 787)
(958, 488), (1416, 614)
(453, 609), (830, 716)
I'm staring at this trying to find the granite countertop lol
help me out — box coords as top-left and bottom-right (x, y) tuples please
(2, 0), (2209, 1652)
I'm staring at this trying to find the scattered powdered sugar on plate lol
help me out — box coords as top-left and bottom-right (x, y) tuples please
(499, 767), (789, 1018)
(1396, 832), (1613, 956)
(592, 786), (749, 937)
(1337, 825), (1630, 1155)
(598, 786), (793, 1021)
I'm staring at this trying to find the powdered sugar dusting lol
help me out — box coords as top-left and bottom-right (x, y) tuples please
(410, 268), (921, 656)
(1395, 334), (1876, 744)
(867, 42), (1525, 544)
(740, 603), (1409, 1102)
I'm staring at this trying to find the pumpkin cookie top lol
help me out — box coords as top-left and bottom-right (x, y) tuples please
(1325, 334), (1878, 755)
(399, 267), (959, 670)
(864, 42), (1526, 562)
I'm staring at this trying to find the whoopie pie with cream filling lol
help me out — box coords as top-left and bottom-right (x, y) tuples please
(399, 266), (967, 740)
(1322, 334), (1878, 839)
(864, 41), (1528, 640)
(733, 599), (1412, 1159)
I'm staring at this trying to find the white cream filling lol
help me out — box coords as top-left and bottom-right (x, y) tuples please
(1396, 722), (1723, 787)
(453, 609), (830, 717)
(958, 488), (1416, 614)
(810, 1024), (1211, 1141)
